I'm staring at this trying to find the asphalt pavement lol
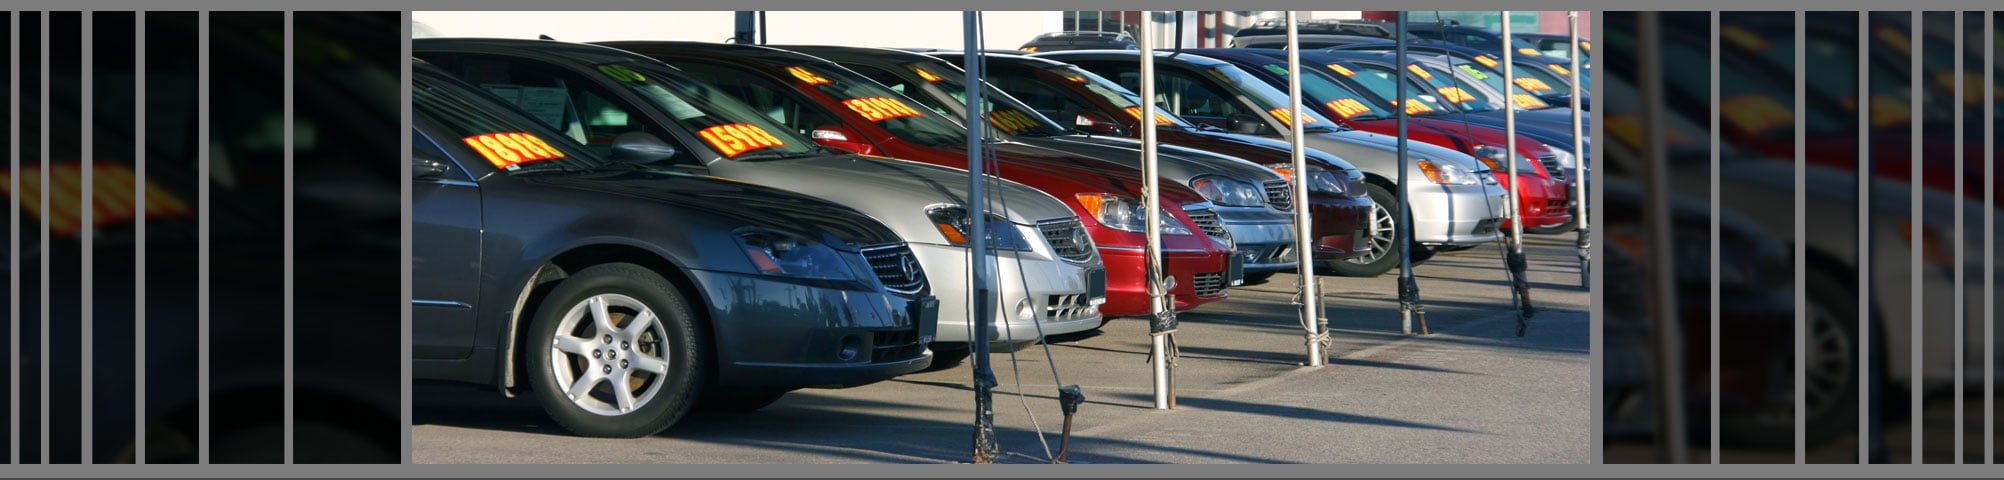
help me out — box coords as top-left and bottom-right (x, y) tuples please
(412, 234), (1594, 464)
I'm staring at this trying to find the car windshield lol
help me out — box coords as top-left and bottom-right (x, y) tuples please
(414, 71), (610, 173)
(1266, 61), (1438, 119)
(1047, 64), (1197, 128)
(596, 61), (823, 159)
(904, 62), (1073, 137)
(1348, 60), (1499, 113)
(1200, 64), (1341, 131)
(1519, 59), (1585, 91)
(1435, 56), (1556, 110)
(781, 63), (977, 148)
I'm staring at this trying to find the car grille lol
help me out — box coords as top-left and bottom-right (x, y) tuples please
(1192, 272), (1228, 296)
(1037, 219), (1096, 263)
(1262, 180), (1293, 210)
(870, 329), (926, 363)
(862, 244), (926, 296)
(1185, 208), (1229, 239)
(1044, 294), (1098, 322)
(1538, 156), (1567, 182)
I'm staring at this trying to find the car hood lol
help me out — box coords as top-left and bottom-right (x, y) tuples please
(521, 169), (904, 249)
(1019, 135), (1289, 190)
(1163, 129), (1361, 172)
(708, 154), (1077, 235)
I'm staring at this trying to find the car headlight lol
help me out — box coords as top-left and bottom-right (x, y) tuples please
(1190, 175), (1266, 207)
(1264, 163), (1342, 196)
(735, 228), (857, 280)
(1416, 159), (1482, 185)
(926, 205), (1032, 251)
(1469, 145), (1539, 174)
(1542, 145), (1577, 170)
(1074, 193), (1194, 235)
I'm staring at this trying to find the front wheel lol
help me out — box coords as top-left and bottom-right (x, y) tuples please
(525, 263), (705, 438)
(1328, 183), (1426, 277)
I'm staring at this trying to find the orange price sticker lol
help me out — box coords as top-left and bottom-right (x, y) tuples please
(787, 66), (833, 85)
(1390, 98), (1435, 115)
(1517, 47), (1542, 56)
(1323, 98), (1373, 119)
(1513, 77), (1556, 92)
(1267, 107), (1318, 126)
(1121, 106), (1175, 125)
(1719, 94), (1795, 135)
(1510, 93), (1549, 109)
(1406, 63), (1433, 79)
(1020, 46), (1039, 52)
(696, 123), (788, 158)
(1325, 63), (1357, 76)
(912, 66), (946, 83)
(1, 161), (192, 237)
(1473, 55), (1500, 68)
(463, 132), (567, 170)
(1436, 86), (1478, 104)
(842, 96), (925, 122)
(1548, 64), (1571, 76)
(988, 109), (1040, 133)
(1579, 40), (1591, 51)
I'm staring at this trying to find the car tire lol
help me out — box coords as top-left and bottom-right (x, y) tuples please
(1720, 272), (1861, 449)
(1329, 183), (1410, 277)
(525, 263), (704, 438)
(1524, 216), (1579, 235)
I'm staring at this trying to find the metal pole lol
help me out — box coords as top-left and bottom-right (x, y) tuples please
(1570, 12), (1589, 289)
(1636, 11), (1689, 464)
(1283, 12), (1324, 366)
(1140, 11), (1175, 411)
(1502, 11), (1532, 337)
(1396, 11), (1415, 336)
(962, 11), (1000, 464)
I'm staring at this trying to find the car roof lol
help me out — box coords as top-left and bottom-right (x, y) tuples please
(594, 40), (844, 70)
(1031, 49), (1237, 69)
(923, 50), (1069, 68)
(414, 37), (672, 67)
(1230, 34), (1386, 48)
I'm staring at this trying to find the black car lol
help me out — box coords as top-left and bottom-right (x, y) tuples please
(1017, 30), (1139, 52)
(411, 61), (936, 438)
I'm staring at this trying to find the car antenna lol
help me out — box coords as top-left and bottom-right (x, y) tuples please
(1166, 11), (1185, 58)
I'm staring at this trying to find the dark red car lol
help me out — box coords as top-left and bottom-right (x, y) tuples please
(929, 52), (1380, 272)
(600, 41), (1238, 316)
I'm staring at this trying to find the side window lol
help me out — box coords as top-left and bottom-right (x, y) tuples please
(670, 62), (847, 137)
(445, 55), (673, 160)
(1135, 70), (1242, 119)
(1462, 33), (1502, 51)
(1411, 29), (1447, 41)
(989, 73), (1092, 122)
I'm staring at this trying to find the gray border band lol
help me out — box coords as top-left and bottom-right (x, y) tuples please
(195, 10), (208, 466)
(1708, 9), (1722, 465)
(80, 9), (94, 465)
(1855, 8), (1872, 466)
(7, 8), (18, 468)
(1906, 10), (1921, 464)
(132, 11), (145, 466)
(39, 9), (51, 465)
(1792, 9), (1806, 465)
(1950, 9), (1964, 466)
(0, 1), (1992, 10)
(1985, 9), (1995, 468)
(399, 9), (414, 466)
(281, 9), (294, 466)
(1587, 8), (1604, 466)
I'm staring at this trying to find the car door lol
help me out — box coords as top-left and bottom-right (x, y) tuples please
(410, 127), (484, 359)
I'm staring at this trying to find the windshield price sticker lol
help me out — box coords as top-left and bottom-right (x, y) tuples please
(843, 96), (924, 122)
(2, 161), (192, 237)
(697, 123), (788, 158)
(988, 109), (1040, 132)
(1456, 64), (1492, 80)
(597, 64), (647, 83)
(1325, 63), (1357, 76)
(463, 132), (566, 169)
(1121, 106), (1175, 125)
(1435, 86), (1478, 104)
(787, 66), (833, 85)
(1473, 55), (1500, 68)
(1518, 47), (1542, 56)
(1406, 63), (1433, 79)
(1513, 77), (1556, 92)
(1392, 98), (1436, 115)
(1548, 64), (1571, 76)
(1323, 98), (1372, 119)
(911, 66), (946, 83)
(1267, 107), (1318, 126)
(1510, 93), (1549, 109)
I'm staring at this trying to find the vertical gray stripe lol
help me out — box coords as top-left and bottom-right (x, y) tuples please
(400, 10), (414, 465)
(196, 10), (209, 466)
(1985, 10), (1995, 467)
(1907, 10), (1922, 464)
(1856, 9), (1872, 466)
(282, 10), (294, 466)
(7, 9), (18, 467)
(1950, 9), (1964, 465)
(39, 9), (50, 465)
(1793, 9), (1808, 465)
(1709, 9), (1723, 465)
(79, 10), (93, 464)
(1587, 9), (1604, 466)
(132, 11), (145, 466)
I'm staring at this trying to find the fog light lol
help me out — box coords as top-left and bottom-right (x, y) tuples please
(837, 334), (862, 361)
(1016, 298), (1036, 324)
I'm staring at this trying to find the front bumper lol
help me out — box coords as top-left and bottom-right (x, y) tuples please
(689, 269), (936, 389)
(1499, 172), (1575, 229)
(1307, 192), (1374, 261)
(1211, 205), (1297, 274)
(1098, 246), (1231, 316)
(907, 243), (1105, 348)
(1406, 181), (1508, 247)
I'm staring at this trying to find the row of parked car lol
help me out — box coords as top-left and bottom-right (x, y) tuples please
(411, 35), (1589, 438)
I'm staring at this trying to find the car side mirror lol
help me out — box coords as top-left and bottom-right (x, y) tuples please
(1072, 110), (1125, 136)
(412, 155), (449, 180)
(1227, 113), (1276, 136)
(809, 125), (879, 156)
(609, 131), (680, 164)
